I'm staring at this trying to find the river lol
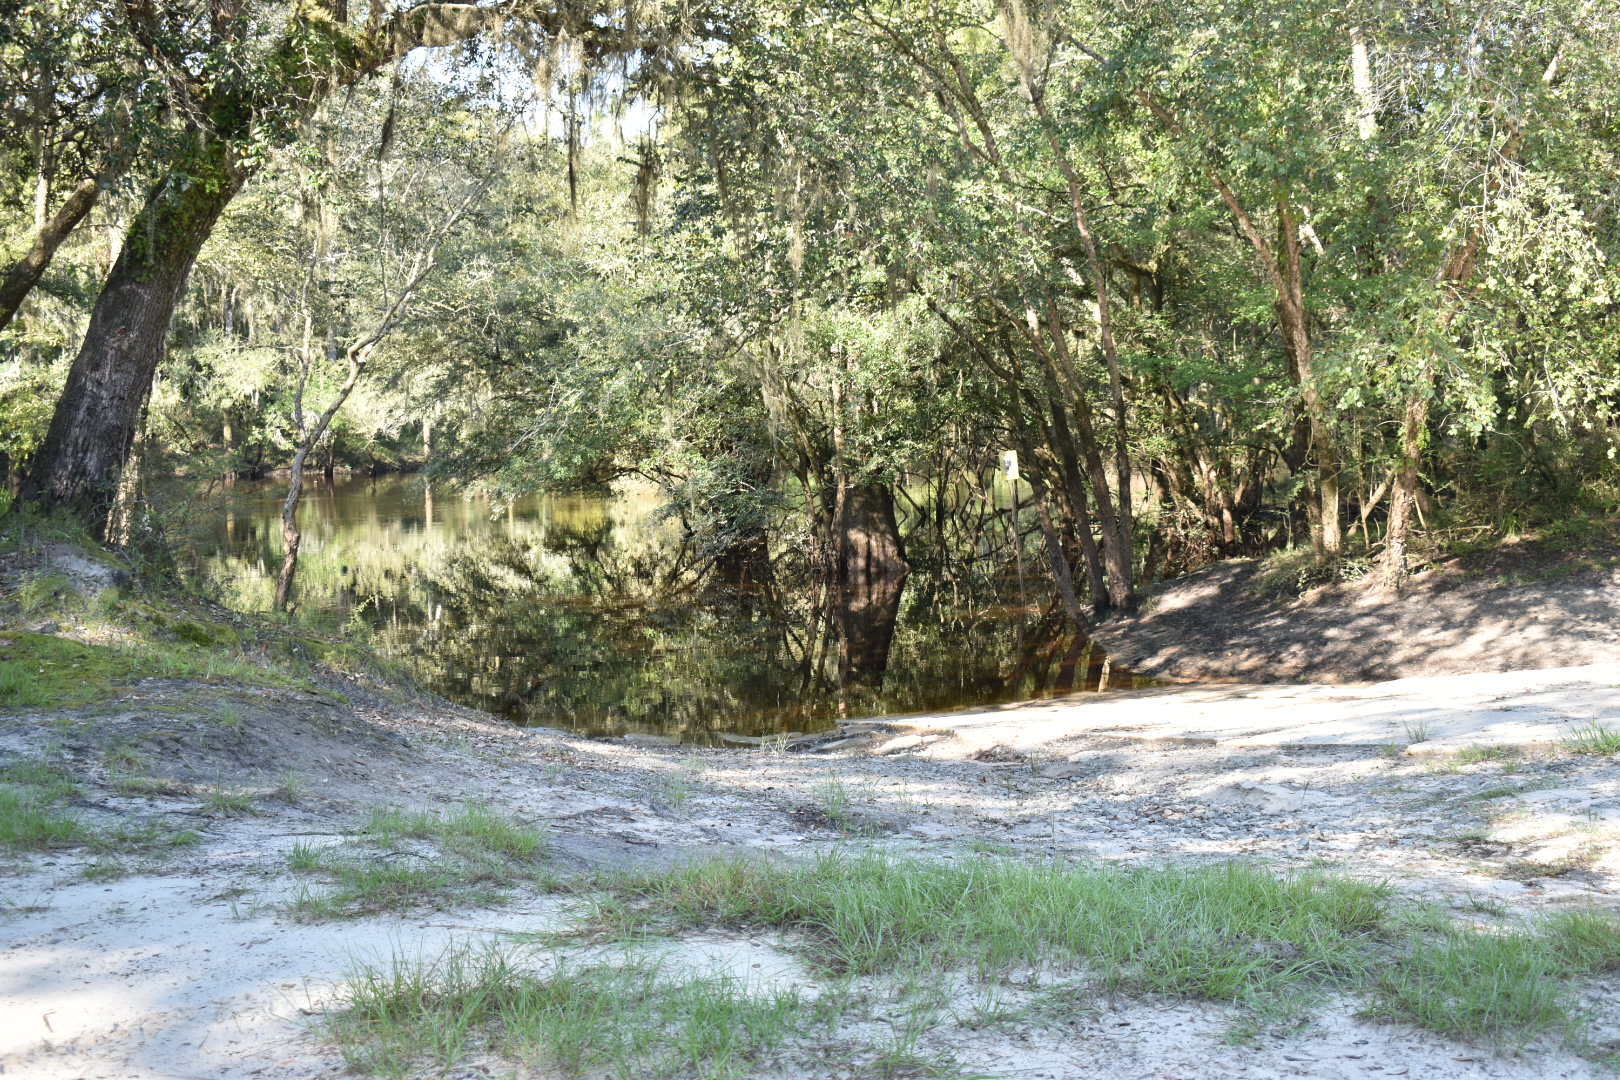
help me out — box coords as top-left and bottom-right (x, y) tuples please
(173, 475), (1147, 742)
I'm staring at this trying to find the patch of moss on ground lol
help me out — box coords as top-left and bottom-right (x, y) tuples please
(0, 635), (148, 709)
(0, 520), (423, 709)
(0, 632), (313, 710)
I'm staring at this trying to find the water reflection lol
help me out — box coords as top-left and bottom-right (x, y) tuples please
(173, 476), (1151, 742)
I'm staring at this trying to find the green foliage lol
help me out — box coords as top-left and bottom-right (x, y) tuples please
(8, 0), (1620, 609)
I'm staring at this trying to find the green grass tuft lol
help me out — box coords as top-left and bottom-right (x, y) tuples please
(203, 787), (258, 816)
(1564, 721), (1620, 756)
(285, 804), (548, 921)
(331, 947), (810, 1080)
(287, 854), (465, 921)
(1453, 745), (1522, 765)
(1368, 928), (1581, 1045)
(602, 853), (1388, 997)
(362, 803), (546, 861)
(0, 783), (87, 850)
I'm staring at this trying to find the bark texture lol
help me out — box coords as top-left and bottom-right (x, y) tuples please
(22, 147), (242, 534)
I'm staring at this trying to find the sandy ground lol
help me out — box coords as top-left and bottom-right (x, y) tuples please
(3, 663), (1619, 1079)
(1092, 544), (1620, 683)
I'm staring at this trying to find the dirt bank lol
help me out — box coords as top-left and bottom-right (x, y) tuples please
(4, 657), (1619, 1079)
(1093, 532), (1620, 684)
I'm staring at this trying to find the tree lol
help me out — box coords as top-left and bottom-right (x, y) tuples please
(20, 0), (684, 534)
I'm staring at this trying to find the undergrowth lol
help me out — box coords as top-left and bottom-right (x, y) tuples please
(1564, 721), (1620, 757)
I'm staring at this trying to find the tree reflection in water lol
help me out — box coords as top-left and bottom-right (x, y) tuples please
(174, 476), (1150, 743)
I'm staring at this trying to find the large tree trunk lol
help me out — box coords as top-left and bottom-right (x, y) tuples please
(832, 481), (909, 592)
(21, 147), (241, 534)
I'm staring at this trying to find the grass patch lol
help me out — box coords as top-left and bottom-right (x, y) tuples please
(0, 635), (146, 709)
(591, 853), (1620, 1050)
(111, 774), (189, 797)
(809, 779), (877, 835)
(0, 757), (198, 854)
(215, 702), (244, 730)
(0, 758), (84, 850)
(332, 948), (814, 1080)
(1401, 718), (1433, 745)
(327, 855), (1620, 1074)
(83, 856), (128, 881)
(203, 787), (258, 816)
(1, 757), (78, 801)
(89, 820), (203, 854)
(0, 632), (308, 710)
(1367, 911), (1620, 1045)
(286, 847), (472, 921)
(1564, 721), (1620, 756)
(0, 525), (415, 707)
(270, 770), (305, 804)
(602, 854), (1387, 997)
(1453, 745), (1522, 765)
(658, 769), (697, 813)
(285, 804), (548, 921)
(0, 781), (88, 850)
(362, 803), (547, 861)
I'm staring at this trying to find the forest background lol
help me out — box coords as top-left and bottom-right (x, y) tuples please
(4, 0), (1619, 624)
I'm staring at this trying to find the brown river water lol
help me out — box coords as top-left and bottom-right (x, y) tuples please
(174, 475), (1148, 743)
